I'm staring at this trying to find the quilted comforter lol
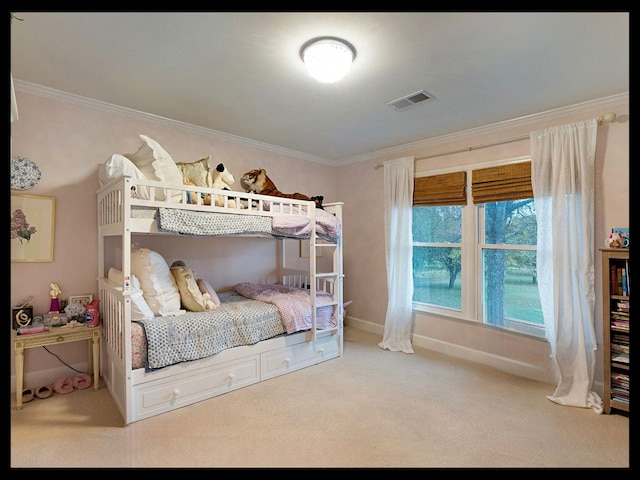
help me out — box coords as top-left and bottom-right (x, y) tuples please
(234, 282), (337, 334)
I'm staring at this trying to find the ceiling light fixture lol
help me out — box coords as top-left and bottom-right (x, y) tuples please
(300, 36), (356, 83)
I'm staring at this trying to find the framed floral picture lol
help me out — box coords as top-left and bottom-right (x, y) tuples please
(10, 194), (56, 262)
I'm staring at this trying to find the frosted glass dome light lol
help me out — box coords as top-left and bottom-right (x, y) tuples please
(300, 37), (356, 83)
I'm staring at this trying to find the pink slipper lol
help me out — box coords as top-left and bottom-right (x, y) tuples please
(53, 377), (74, 394)
(72, 373), (92, 390)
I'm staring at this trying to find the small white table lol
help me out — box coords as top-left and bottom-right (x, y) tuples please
(13, 325), (100, 409)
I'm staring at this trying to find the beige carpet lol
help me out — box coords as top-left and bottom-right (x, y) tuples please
(10, 327), (629, 468)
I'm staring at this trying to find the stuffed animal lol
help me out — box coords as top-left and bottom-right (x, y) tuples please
(170, 260), (218, 311)
(240, 168), (324, 209)
(183, 163), (244, 209)
(211, 163), (244, 209)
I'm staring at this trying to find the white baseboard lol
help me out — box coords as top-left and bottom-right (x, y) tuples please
(346, 315), (556, 385)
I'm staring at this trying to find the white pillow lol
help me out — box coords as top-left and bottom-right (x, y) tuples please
(130, 248), (183, 316)
(98, 154), (150, 199)
(107, 268), (155, 320)
(124, 135), (184, 201)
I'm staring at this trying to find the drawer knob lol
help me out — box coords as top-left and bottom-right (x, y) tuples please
(227, 373), (235, 381)
(57, 336), (64, 343)
(172, 389), (180, 397)
(283, 357), (291, 365)
(317, 348), (325, 354)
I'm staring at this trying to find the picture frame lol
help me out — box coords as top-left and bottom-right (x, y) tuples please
(300, 240), (323, 258)
(68, 294), (93, 308)
(11, 194), (56, 262)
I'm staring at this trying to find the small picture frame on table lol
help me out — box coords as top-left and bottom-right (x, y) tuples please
(68, 294), (93, 308)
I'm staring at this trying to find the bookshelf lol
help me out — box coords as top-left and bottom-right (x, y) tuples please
(601, 248), (630, 414)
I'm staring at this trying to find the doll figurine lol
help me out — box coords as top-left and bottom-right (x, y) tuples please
(49, 282), (62, 312)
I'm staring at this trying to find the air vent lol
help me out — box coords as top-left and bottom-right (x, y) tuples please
(387, 89), (435, 111)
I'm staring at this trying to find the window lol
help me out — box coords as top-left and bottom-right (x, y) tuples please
(412, 159), (544, 338)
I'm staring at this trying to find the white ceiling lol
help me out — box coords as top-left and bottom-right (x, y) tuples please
(10, 11), (629, 164)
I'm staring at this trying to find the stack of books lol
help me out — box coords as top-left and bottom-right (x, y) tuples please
(611, 309), (629, 332)
(611, 372), (629, 404)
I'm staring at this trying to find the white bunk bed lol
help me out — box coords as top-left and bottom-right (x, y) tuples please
(97, 176), (343, 424)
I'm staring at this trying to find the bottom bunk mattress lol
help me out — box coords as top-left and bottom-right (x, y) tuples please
(131, 287), (337, 371)
(132, 290), (286, 371)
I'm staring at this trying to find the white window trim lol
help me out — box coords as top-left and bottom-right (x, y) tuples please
(412, 155), (540, 337)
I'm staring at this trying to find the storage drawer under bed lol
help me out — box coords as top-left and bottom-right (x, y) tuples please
(261, 334), (339, 380)
(132, 354), (260, 421)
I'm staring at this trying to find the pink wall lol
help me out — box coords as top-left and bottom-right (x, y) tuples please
(10, 90), (337, 388)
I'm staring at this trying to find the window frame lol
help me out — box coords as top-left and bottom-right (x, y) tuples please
(412, 155), (543, 339)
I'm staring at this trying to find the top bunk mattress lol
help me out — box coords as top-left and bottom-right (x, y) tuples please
(132, 204), (341, 242)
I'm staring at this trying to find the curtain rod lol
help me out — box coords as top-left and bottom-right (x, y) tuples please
(373, 112), (617, 169)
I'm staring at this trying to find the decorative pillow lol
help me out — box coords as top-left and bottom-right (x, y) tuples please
(130, 248), (183, 316)
(98, 154), (150, 199)
(170, 261), (208, 312)
(124, 135), (184, 201)
(176, 156), (213, 188)
(197, 278), (221, 309)
(107, 268), (155, 320)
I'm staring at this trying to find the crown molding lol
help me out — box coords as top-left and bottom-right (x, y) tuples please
(13, 80), (334, 166)
(337, 92), (629, 166)
(14, 80), (627, 168)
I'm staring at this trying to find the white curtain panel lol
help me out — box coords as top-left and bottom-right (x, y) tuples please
(379, 156), (415, 353)
(10, 74), (19, 123)
(530, 119), (603, 413)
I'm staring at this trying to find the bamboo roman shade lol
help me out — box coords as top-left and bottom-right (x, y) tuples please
(471, 161), (532, 204)
(413, 171), (467, 206)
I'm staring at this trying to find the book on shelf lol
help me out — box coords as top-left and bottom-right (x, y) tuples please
(612, 352), (629, 364)
(611, 323), (629, 332)
(611, 344), (630, 354)
(612, 333), (629, 345)
(611, 371), (629, 380)
(612, 396), (629, 404)
(611, 372), (629, 385)
(625, 258), (630, 296)
(617, 267), (623, 295)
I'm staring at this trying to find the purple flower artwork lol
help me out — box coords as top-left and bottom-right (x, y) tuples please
(10, 208), (37, 244)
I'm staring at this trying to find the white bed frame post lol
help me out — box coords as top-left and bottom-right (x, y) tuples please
(323, 202), (344, 356)
(309, 205), (318, 341)
(97, 176), (136, 424)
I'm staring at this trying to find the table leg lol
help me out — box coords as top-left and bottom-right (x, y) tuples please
(15, 345), (25, 410)
(92, 335), (100, 391)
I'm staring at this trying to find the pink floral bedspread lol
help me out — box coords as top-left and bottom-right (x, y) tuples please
(234, 282), (337, 334)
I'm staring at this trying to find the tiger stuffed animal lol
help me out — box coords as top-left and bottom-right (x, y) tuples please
(240, 168), (324, 209)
